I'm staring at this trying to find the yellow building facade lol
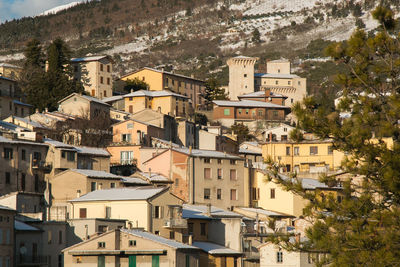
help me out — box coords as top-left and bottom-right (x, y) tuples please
(120, 67), (206, 109)
(124, 90), (191, 117)
(262, 140), (345, 174)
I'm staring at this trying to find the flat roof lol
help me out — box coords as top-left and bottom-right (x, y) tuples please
(70, 187), (166, 202)
(193, 242), (242, 255)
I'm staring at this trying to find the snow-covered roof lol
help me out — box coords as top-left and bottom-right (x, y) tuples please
(44, 138), (74, 148)
(238, 148), (262, 155)
(15, 220), (41, 231)
(121, 177), (150, 185)
(0, 120), (29, 132)
(74, 146), (110, 156)
(0, 204), (15, 211)
(101, 95), (124, 103)
(193, 242), (242, 255)
(0, 63), (21, 68)
(71, 55), (109, 62)
(13, 100), (33, 107)
(254, 73), (300, 79)
(138, 172), (170, 182)
(120, 67), (205, 83)
(9, 116), (45, 128)
(232, 55), (257, 60)
(122, 229), (199, 249)
(173, 147), (243, 159)
(0, 135), (47, 146)
(278, 174), (341, 190)
(0, 76), (16, 82)
(58, 93), (110, 106)
(238, 207), (291, 217)
(70, 187), (166, 202)
(183, 204), (243, 219)
(238, 91), (286, 98)
(69, 169), (126, 179)
(213, 100), (289, 109)
(123, 90), (188, 99)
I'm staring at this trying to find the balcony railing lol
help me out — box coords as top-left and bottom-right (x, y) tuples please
(32, 160), (52, 173)
(163, 218), (188, 229)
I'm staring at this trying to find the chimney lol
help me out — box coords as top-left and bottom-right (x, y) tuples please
(131, 89), (134, 93)
(188, 235), (193, 245)
(45, 107), (48, 113)
(35, 108), (39, 113)
(206, 203), (211, 217)
(77, 190), (81, 198)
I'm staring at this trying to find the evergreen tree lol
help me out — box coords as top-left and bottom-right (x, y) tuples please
(252, 28), (261, 43)
(269, 6), (400, 266)
(123, 78), (149, 92)
(230, 123), (252, 144)
(204, 78), (228, 108)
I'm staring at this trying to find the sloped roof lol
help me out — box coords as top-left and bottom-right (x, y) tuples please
(238, 91), (286, 98)
(69, 169), (125, 179)
(0, 120), (29, 132)
(70, 187), (167, 202)
(183, 204), (243, 219)
(44, 138), (75, 149)
(122, 229), (199, 249)
(71, 55), (109, 62)
(123, 90), (188, 99)
(174, 147), (243, 159)
(254, 73), (300, 79)
(121, 177), (150, 185)
(75, 146), (110, 156)
(0, 204), (15, 211)
(193, 242), (242, 255)
(13, 100), (33, 107)
(9, 116), (46, 128)
(0, 135), (47, 146)
(120, 67), (205, 83)
(213, 100), (289, 109)
(58, 93), (110, 106)
(237, 207), (292, 217)
(137, 172), (170, 182)
(0, 62), (21, 68)
(15, 220), (41, 231)
(101, 95), (124, 103)
(0, 76), (16, 82)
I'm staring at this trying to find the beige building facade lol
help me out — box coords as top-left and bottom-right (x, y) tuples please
(71, 55), (113, 99)
(227, 56), (258, 100)
(0, 205), (15, 267)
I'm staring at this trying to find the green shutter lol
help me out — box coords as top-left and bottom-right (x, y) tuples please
(224, 108), (230, 115)
(129, 255), (136, 267)
(186, 255), (190, 267)
(98, 256), (105, 267)
(152, 255), (159, 267)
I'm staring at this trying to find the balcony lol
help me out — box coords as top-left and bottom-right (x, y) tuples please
(163, 218), (187, 229)
(31, 160), (52, 173)
(120, 158), (137, 165)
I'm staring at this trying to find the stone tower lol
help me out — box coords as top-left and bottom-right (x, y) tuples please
(227, 56), (258, 100)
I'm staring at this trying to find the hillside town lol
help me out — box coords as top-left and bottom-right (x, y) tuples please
(0, 2), (400, 266)
(0, 54), (347, 267)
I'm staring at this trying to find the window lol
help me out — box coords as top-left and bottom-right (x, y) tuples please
(120, 151), (133, 165)
(281, 135), (288, 141)
(48, 230), (52, 244)
(275, 80), (279, 85)
(67, 151), (75, 162)
(230, 159), (236, 165)
(98, 242), (106, 248)
(98, 225), (108, 233)
(110, 183), (115, 188)
(34, 174), (39, 192)
(21, 149), (26, 161)
(152, 255), (159, 267)
(105, 207), (111, 219)
(273, 110), (278, 118)
(107, 65), (110, 72)
(286, 147), (291, 156)
(328, 146), (333, 155)
(3, 148), (13, 159)
(127, 123), (133, 129)
(100, 76), (104, 84)
(107, 78), (110, 85)
(217, 189), (222, 200)
(59, 230), (63, 244)
(238, 108), (242, 115)
(203, 158), (211, 163)
(61, 151), (65, 158)
(217, 159), (222, 164)
(298, 81), (301, 85)
(21, 173), (25, 191)
(246, 109), (249, 114)
(100, 64), (104, 71)
(294, 146), (299, 155)
(217, 169), (222, 179)
(129, 240), (137, 247)
(5, 172), (10, 184)
(252, 188), (260, 200)
(277, 251), (283, 263)
(104, 90), (107, 97)
(230, 169), (237, 180)
(153, 206), (163, 218)
(278, 69), (280, 73)
(79, 208), (87, 218)
(288, 81), (291, 85)
(310, 146), (318, 155)
(204, 168), (211, 179)
(270, 188), (276, 199)
(291, 98), (294, 103)
(258, 110), (263, 116)
(230, 189), (237, 200)
(244, 74), (247, 77)
(169, 231), (175, 239)
(91, 182), (96, 192)
(204, 188), (210, 200)
(121, 134), (132, 143)
(200, 223), (206, 236)
(188, 223), (194, 234)
(224, 109), (230, 116)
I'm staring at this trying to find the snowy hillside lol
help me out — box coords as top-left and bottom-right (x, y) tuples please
(39, 1), (83, 16)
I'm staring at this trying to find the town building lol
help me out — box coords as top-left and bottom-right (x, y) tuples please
(213, 100), (290, 128)
(142, 148), (248, 209)
(0, 205), (15, 267)
(0, 77), (32, 120)
(227, 56), (258, 100)
(254, 60), (307, 107)
(62, 228), (200, 267)
(69, 187), (185, 238)
(119, 67), (206, 110)
(71, 55), (114, 99)
(263, 123), (296, 142)
(123, 90), (191, 118)
(58, 93), (111, 120)
(198, 125), (238, 154)
(237, 89), (287, 106)
(262, 139), (344, 174)
(0, 63), (22, 79)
